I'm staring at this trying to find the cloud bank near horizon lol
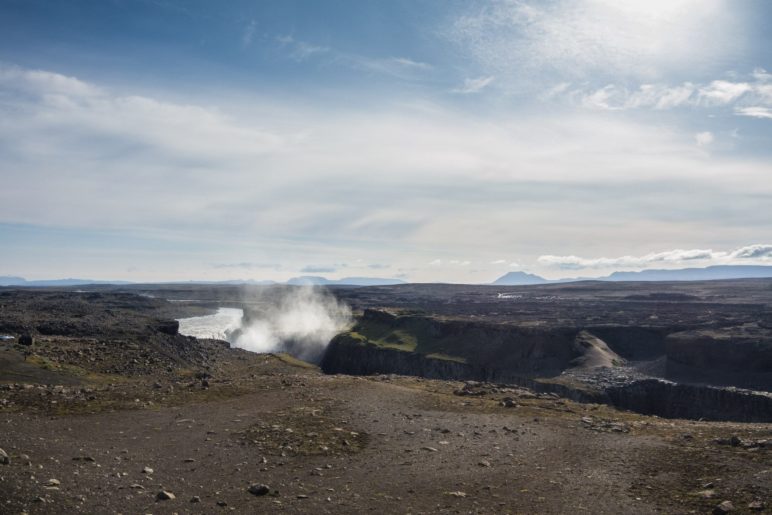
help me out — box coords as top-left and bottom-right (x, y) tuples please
(1, 1), (771, 282)
(538, 244), (772, 272)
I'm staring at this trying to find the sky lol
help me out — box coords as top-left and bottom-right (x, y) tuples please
(1, 0), (771, 283)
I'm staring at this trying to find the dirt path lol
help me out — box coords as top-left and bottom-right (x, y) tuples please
(1, 369), (722, 515)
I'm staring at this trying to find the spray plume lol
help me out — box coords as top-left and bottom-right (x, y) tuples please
(230, 286), (351, 363)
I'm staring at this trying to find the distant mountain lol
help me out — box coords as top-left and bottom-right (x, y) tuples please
(491, 271), (548, 285)
(491, 265), (772, 286)
(604, 265), (772, 282)
(0, 276), (27, 286)
(0, 276), (133, 287)
(286, 276), (406, 286)
(1, 275), (403, 287)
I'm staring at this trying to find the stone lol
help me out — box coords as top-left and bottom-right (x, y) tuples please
(478, 460), (491, 467)
(190, 496), (201, 503)
(18, 334), (34, 346)
(46, 479), (61, 487)
(0, 448), (9, 465)
(157, 490), (175, 501)
(713, 500), (735, 514)
(748, 501), (765, 511)
(248, 484), (270, 496)
(142, 466), (154, 474)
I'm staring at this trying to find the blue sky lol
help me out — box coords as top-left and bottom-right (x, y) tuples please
(1, 0), (771, 282)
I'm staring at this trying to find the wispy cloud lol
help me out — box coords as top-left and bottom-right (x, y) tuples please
(276, 34), (330, 62)
(695, 131), (714, 147)
(351, 56), (433, 80)
(452, 76), (494, 94)
(447, 0), (739, 84)
(242, 20), (256, 48)
(301, 265), (337, 273)
(567, 70), (772, 117)
(2, 63), (772, 282)
(274, 34), (431, 81)
(212, 262), (279, 270)
(538, 244), (772, 270)
(736, 106), (772, 119)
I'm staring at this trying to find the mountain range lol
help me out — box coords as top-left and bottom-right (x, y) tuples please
(3, 265), (772, 288)
(0, 275), (405, 287)
(492, 265), (772, 285)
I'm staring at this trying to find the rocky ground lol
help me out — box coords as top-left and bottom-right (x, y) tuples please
(0, 288), (770, 514)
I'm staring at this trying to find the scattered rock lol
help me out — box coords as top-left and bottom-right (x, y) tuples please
(713, 500), (734, 514)
(248, 484), (270, 496)
(46, 479), (61, 487)
(478, 460), (491, 467)
(748, 500), (765, 511)
(157, 490), (175, 501)
(446, 491), (467, 498)
(0, 448), (9, 465)
(142, 466), (154, 474)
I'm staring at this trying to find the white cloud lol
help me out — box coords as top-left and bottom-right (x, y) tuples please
(538, 244), (772, 270)
(448, 0), (739, 83)
(0, 64), (102, 98)
(2, 64), (772, 282)
(729, 244), (772, 259)
(570, 70), (772, 115)
(695, 131), (714, 147)
(735, 106), (772, 119)
(698, 80), (752, 105)
(452, 76), (494, 94)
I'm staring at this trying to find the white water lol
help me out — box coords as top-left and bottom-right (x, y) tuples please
(175, 287), (351, 363)
(177, 307), (243, 340)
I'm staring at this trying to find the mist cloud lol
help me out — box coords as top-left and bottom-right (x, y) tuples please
(231, 287), (351, 363)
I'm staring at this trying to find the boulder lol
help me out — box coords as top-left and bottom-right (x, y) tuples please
(248, 483), (270, 496)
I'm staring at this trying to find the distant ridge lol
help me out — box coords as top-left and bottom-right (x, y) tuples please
(0, 275), (405, 287)
(0, 276), (133, 287)
(491, 264), (772, 285)
(604, 265), (772, 282)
